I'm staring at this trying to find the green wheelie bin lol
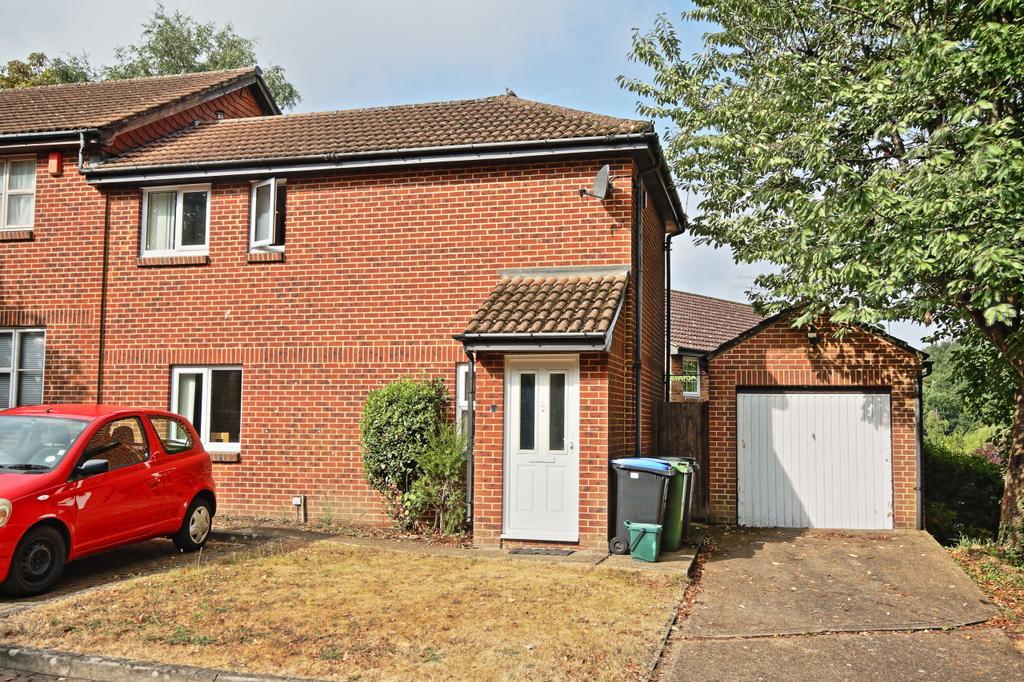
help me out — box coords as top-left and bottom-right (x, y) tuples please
(658, 457), (697, 551)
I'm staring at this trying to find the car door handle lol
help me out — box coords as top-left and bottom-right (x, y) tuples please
(147, 473), (161, 488)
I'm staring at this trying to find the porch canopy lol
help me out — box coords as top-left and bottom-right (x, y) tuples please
(454, 265), (629, 352)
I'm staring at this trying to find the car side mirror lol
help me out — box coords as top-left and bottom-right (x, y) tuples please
(76, 459), (109, 478)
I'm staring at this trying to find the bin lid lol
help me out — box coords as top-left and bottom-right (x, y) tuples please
(623, 520), (663, 531)
(666, 460), (694, 474)
(612, 457), (673, 474)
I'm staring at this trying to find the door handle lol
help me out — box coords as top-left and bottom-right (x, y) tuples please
(147, 473), (161, 488)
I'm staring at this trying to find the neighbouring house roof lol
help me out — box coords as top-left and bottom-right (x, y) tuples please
(0, 68), (276, 137)
(456, 266), (629, 351)
(92, 94), (654, 171)
(670, 291), (766, 355)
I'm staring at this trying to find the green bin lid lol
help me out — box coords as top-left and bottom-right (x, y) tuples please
(668, 461), (692, 474)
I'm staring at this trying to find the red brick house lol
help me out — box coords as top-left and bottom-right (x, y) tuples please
(669, 291), (927, 530)
(0, 69), (683, 551)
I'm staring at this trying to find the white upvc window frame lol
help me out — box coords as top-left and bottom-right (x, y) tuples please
(170, 365), (242, 454)
(680, 357), (700, 397)
(249, 178), (286, 251)
(140, 183), (212, 257)
(1, 156), (37, 231)
(455, 363), (470, 432)
(0, 328), (46, 409)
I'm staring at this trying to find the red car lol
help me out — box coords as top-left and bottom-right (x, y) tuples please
(0, 405), (216, 596)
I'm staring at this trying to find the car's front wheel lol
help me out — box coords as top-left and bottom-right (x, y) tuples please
(173, 497), (213, 552)
(2, 525), (67, 597)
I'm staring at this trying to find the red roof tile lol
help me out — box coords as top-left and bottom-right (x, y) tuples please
(671, 291), (766, 354)
(96, 95), (653, 170)
(464, 269), (629, 337)
(0, 68), (259, 135)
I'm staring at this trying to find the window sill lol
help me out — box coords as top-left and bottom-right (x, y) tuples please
(209, 451), (241, 463)
(137, 255), (210, 267)
(0, 229), (34, 242)
(247, 250), (286, 263)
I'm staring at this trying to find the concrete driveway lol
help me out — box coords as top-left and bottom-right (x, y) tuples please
(665, 527), (1023, 681)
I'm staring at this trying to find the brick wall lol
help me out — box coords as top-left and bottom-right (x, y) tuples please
(0, 151), (105, 404)
(99, 158), (644, 542)
(706, 318), (922, 528)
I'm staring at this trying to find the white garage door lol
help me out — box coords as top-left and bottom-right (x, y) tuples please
(737, 391), (893, 529)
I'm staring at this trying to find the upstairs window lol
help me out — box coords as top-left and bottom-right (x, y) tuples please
(0, 330), (45, 409)
(141, 184), (210, 256)
(1, 158), (36, 231)
(250, 179), (286, 251)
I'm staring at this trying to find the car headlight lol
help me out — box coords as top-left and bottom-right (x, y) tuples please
(0, 499), (11, 528)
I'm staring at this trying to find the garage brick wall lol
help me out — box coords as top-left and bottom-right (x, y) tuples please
(706, 318), (922, 529)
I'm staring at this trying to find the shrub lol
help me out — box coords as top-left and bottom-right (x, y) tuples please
(923, 437), (1004, 544)
(404, 422), (468, 535)
(360, 377), (447, 527)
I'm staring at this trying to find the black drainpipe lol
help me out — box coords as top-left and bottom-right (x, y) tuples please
(663, 226), (685, 401)
(916, 360), (932, 530)
(464, 350), (477, 525)
(96, 191), (112, 403)
(633, 179), (645, 454)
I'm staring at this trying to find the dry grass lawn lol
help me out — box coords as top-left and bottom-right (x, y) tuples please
(0, 540), (683, 680)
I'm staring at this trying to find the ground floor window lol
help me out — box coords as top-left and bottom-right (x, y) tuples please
(0, 329), (44, 409)
(673, 357), (700, 397)
(171, 366), (242, 453)
(456, 363), (470, 438)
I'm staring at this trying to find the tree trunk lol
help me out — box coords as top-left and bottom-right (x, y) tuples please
(998, 391), (1024, 550)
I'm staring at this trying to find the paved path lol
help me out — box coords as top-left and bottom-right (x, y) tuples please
(665, 527), (1023, 681)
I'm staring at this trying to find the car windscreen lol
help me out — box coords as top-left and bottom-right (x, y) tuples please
(0, 416), (90, 472)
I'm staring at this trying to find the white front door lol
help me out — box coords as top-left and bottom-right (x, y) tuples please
(503, 356), (579, 542)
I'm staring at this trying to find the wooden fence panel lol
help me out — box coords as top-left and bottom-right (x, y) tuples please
(655, 400), (710, 521)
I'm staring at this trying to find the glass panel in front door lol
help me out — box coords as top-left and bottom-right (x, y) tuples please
(518, 372), (536, 450)
(548, 372), (566, 451)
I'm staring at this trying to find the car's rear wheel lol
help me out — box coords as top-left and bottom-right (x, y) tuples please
(2, 526), (67, 597)
(173, 497), (213, 552)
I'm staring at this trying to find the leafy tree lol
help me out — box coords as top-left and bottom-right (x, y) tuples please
(0, 4), (299, 110)
(622, 1), (1024, 548)
(104, 3), (299, 109)
(0, 52), (93, 88)
(923, 341), (981, 435)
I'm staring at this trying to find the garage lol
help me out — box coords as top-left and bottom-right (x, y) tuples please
(668, 290), (928, 530)
(736, 391), (894, 529)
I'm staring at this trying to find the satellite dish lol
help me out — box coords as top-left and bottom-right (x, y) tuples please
(579, 164), (612, 200)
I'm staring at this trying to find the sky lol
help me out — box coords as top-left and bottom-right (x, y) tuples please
(2, 0), (932, 346)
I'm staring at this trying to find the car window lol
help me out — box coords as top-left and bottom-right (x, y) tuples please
(0, 415), (88, 472)
(81, 417), (149, 471)
(148, 416), (195, 455)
